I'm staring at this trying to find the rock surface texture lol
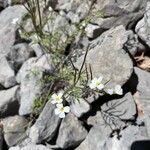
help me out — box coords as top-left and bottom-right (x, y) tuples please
(1, 0), (150, 150)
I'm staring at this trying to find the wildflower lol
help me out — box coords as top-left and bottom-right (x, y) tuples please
(55, 104), (70, 118)
(114, 85), (123, 95)
(11, 18), (19, 24)
(89, 76), (104, 90)
(51, 91), (63, 104)
(48, 6), (53, 12)
(106, 85), (123, 95)
(106, 88), (114, 95)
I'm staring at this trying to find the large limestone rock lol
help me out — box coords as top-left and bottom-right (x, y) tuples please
(101, 92), (136, 120)
(16, 55), (54, 115)
(0, 85), (20, 117)
(76, 25), (133, 87)
(56, 113), (87, 149)
(29, 101), (61, 143)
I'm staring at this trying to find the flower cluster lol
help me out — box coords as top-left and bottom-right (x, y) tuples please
(50, 91), (70, 118)
(89, 76), (123, 95)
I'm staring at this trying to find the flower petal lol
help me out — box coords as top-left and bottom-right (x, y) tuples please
(58, 91), (63, 97)
(56, 103), (63, 108)
(89, 83), (96, 89)
(57, 98), (63, 103)
(64, 106), (70, 113)
(55, 108), (61, 115)
(51, 93), (57, 99)
(59, 112), (65, 118)
(51, 100), (56, 104)
(97, 84), (104, 90)
(114, 85), (123, 95)
(98, 76), (103, 82)
(106, 89), (114, 95)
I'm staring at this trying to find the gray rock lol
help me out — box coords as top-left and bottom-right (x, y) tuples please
(0, 57), (16, 88)
(7, 43), (35, 72)
(56, 113), (87, 149)
(136, 2), (150, 48)
(0, 0), (8, 8)
(9, 144), (51, 150)
(103, 125), (149, 150)
(95, 0), (147, 14)
(78, 118), (149, 150)
(0, 85), (20, 117)
(2, 115), (28, 146)
(0, 5), (26, 58)
(85, 12), (143, 39)
(70, 98), (91, 118)
(76, 25), (133, 87)
(29, 101), (61, 143)
(76, 124), (111, 150)
(85, 0), (148, 36)
(16, 55), (54, 115)
(101, 92), (136, 120)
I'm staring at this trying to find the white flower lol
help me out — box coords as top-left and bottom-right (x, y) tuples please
(55, 104), (70, 118)
(106, 88), (114, 95)
(106, 85), (123, 95)
(11, 18), (19, 24)
(114, 85), (123, 95)
(89, 76), (104, 90)
(48, 7), (53, 12)
(82, 22), (86, 27)
(51, 91), (63, 104)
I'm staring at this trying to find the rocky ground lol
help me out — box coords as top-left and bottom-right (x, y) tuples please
(0, 0), (150, 150)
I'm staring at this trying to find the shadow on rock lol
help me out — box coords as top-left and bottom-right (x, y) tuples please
(131, 140), (150, 150)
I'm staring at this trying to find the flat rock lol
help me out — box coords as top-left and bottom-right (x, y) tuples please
(29, 101), (61, 143)
(135, 2), (150, 48)
(0, 57), (16, 88)
(2, 115), (28, 146)
(0, 85), (20, 117)
(101, 92), (136, 120)
(76, 25), (133, 87)
(56, 113), (87, 149)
